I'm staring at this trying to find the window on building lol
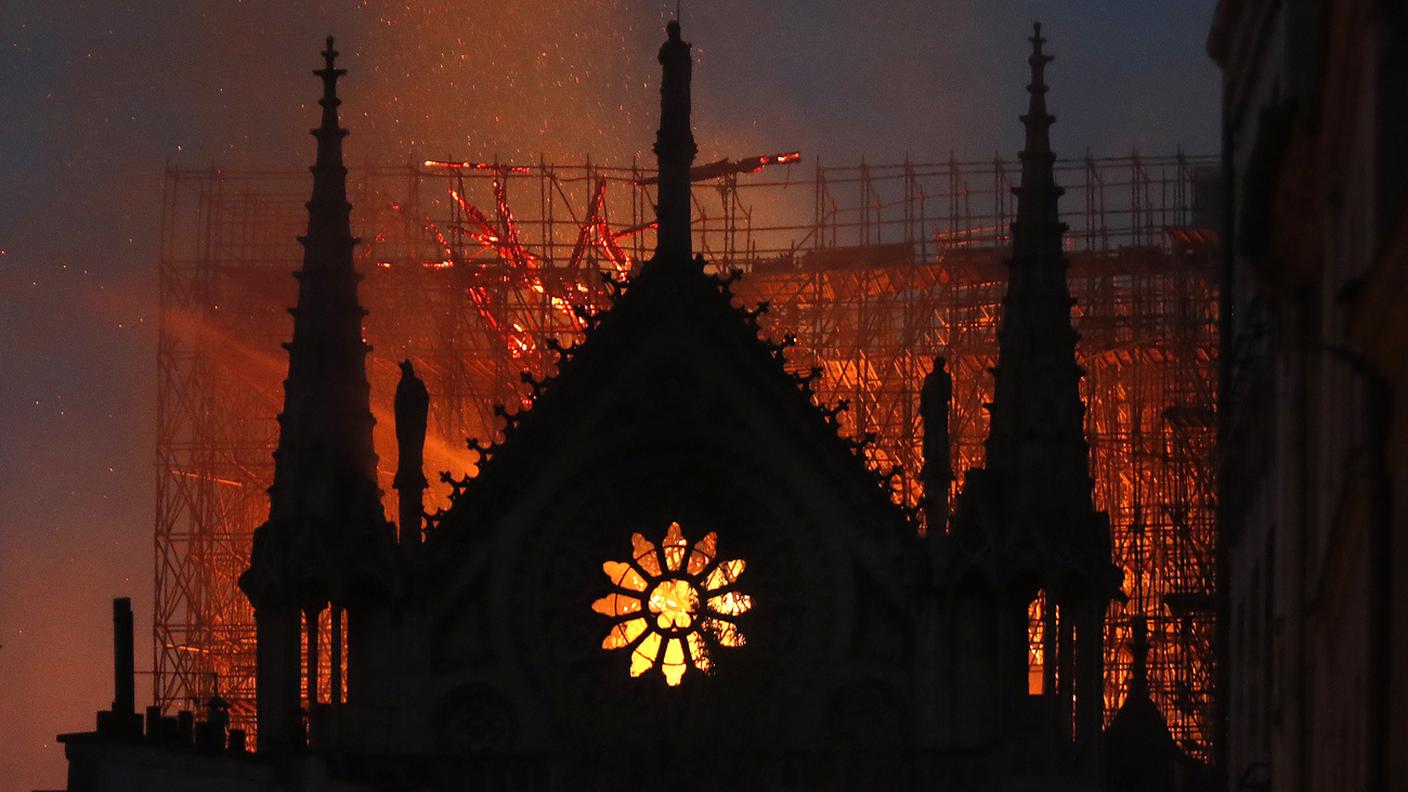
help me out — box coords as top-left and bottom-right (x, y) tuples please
(1028, 591), (1048, 696)
(593, 522), (751, 686)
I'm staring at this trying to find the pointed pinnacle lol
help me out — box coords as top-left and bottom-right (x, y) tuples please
(315, 36), (347, 105)
(1028, 22), (1053, 88)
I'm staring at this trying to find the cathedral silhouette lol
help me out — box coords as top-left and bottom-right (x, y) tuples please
(59, 21), (1209, 792)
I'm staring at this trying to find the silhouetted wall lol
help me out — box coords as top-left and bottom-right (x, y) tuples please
(1210, 1), (1408, 790)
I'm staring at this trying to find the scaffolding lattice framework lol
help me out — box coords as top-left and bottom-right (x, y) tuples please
(154, 152), (1219, 758)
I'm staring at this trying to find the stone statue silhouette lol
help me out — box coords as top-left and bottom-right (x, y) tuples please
(394, 359), (430, 544)
(920, 355), (954, 531)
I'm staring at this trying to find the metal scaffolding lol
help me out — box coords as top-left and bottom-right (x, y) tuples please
(155, 151), (1218, 758)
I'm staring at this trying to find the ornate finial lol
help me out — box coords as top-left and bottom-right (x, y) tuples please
(652, 18), (697, 263)
(1028, 21), (1052, 74)
(315, 35), (347, 105)
(1016, 20), (1057, 208)
(306, 35), (351, 214)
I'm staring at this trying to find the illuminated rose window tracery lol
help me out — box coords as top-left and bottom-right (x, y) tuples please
(592, 522), (751, 686)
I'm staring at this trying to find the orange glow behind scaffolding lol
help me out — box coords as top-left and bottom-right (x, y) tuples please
(155, 152), (1218, 758)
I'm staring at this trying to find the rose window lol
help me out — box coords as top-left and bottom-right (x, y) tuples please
(592, 521), (751, 686)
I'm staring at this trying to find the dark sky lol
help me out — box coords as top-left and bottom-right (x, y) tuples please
(0, 1), (1219, 787)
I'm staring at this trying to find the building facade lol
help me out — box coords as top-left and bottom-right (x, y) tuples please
(1209, 1), (1408, 790)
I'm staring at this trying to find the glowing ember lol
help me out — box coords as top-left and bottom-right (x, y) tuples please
(422, 159), (532, 174)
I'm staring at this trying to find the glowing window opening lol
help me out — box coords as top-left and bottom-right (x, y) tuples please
(1028, 591), (1047, 696)
(592, 522), (751, 686)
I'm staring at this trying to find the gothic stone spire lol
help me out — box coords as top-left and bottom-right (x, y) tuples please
(243, 37), (385, 610)
(933, 28), (1119, 764)
(978, 23), (1106, 571)
(652, 20), (698, 264)
(238, 38), (394, 753)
